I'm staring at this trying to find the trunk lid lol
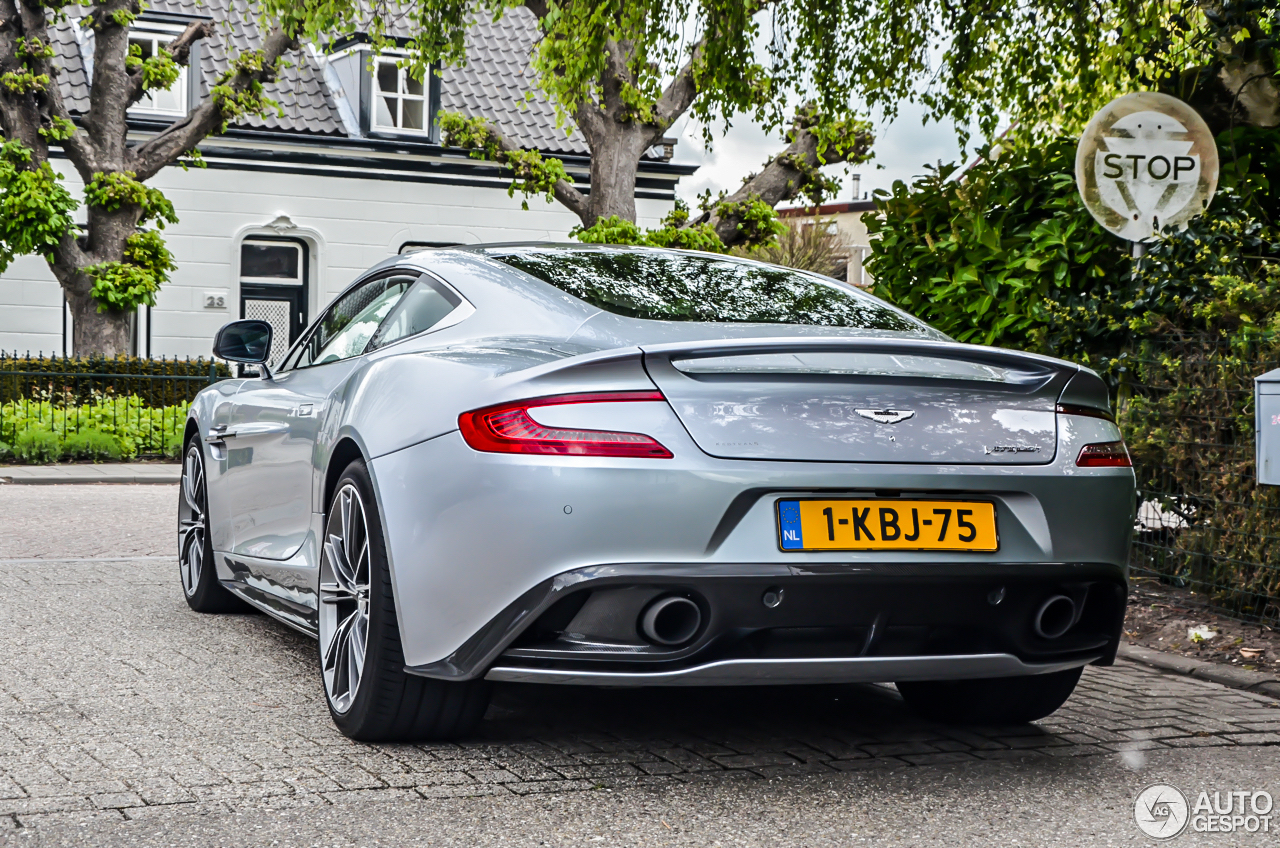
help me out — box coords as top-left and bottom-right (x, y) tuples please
(642, 339), (1075, 464)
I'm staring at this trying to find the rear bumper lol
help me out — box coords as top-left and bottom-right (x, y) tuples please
(485, 653), (1098, 686)
(403, 561), (1127, 684)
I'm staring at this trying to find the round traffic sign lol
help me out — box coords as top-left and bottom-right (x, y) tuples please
(1076, 91), (1218, 242)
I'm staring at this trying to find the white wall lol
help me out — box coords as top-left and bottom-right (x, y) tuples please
(0, 163), (674, 358)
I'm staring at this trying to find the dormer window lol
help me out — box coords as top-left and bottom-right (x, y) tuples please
(372, 58), (426, 134)
(129, 28), (188, 116)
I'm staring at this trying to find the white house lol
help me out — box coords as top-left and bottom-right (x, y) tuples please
(0, 1), (692, 359)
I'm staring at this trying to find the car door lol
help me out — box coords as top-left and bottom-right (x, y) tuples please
(223, 271), (422, 560)
(200, 377), (245, 553)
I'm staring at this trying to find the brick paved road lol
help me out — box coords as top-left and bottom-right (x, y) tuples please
(1, 486), (1278, 842)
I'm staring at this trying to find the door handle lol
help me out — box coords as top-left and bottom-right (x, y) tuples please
(205, 425), (233, 444)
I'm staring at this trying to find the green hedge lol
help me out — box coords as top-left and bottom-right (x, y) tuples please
(0, 354), (229, 406)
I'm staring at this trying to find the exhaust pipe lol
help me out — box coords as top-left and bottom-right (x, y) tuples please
(640, 596), (702, 646)
(1034, 595), (1077, 639)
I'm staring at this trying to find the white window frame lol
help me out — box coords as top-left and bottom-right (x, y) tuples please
(127, 25), (189, 117)
(239, 240), (305, 286)
(371, 56), (428, 136)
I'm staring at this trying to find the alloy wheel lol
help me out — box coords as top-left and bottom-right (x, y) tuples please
(178, 443), (207, 597)
(319, 483), (373, 714)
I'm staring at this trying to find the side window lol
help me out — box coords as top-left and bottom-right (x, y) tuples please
(367, 278), (461, 351)
(290, 274), (417, 369)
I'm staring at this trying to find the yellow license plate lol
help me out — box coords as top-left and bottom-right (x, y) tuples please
(777, 499), (998, 552)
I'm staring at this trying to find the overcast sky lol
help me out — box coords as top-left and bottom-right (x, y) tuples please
(668, 102), (983, 210)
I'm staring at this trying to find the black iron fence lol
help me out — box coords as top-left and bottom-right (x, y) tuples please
(0, 353), (229, 462)
(1115, 333), (1280, 625)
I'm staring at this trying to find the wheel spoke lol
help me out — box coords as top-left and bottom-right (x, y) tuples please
(350, 614), (367, 672)
(323, 610), (355, 674)
(188, 536), (203, 588)
(319, 581), (355, 604)
(324, 534), (358, 592)
(182, 454), (201, 514)
(355, 538), (370, 586)
(179, 541), (193, 591)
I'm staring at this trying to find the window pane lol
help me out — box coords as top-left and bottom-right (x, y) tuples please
(130, 37), (155, 60)
(402, 99), (424, 130)
(368, 279), (459, 350)
(405, 75), (424, 96)
(376, 95), (397, 127)
(152, 84), (184, 114)
(376, 62), (398, 93)
(241, 243), (300, 280)
(307, 275), (416, 366)
(491, 248), (926, 332)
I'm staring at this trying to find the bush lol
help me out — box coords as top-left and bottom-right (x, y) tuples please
(1122, 334), (1280, 623)
(63, 428), (123, 462)
(1, 394), (189, 460)
(0, 440), (10, 461)
(865, 133), (1128, 352)
(13, 428), (60, 464)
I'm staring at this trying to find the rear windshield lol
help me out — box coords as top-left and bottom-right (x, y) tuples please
(490, 247), (923, 331)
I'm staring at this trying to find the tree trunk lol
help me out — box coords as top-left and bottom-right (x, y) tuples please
(67, 289), (131, 357)
(581, 122), (652, 226)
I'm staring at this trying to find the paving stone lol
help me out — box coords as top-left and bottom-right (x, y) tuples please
(826, 759), (897, 772)
(415, 784), (509, 799)
(505, 779), (597, 795)
(897, 752), (981, 766)
(710, 753), (801, 770)
(4, 491), (1280, 832)
(90, 791), (144, 809)
(15, 809), (126, 829)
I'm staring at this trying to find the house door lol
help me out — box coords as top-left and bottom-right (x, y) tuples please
(239, 238), (308, 367)
(241, 285), (305, 367)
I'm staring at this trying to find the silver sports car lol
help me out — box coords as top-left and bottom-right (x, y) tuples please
(181, 244), (1134, 741)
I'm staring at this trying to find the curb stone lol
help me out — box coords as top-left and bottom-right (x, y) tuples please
(1118, 643), (1280, 701)
(0, 463), (180, 484)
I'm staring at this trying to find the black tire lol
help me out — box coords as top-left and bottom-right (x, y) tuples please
(896, 666), (1083, 724)
(179, 438), (249, 613)
(320, 459), (490, 742)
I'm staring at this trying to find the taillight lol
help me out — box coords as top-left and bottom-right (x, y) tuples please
(458, 391), (674, 458)
(1076, 441), (1131, 467)
(1056, 403), (1115, 423)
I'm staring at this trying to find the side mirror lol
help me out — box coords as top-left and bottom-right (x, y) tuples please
(213, 320), (272, 364)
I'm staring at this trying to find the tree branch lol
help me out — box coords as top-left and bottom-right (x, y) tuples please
(7, 0), (101, 178)
(653, 38), (704, 130)
(84, 0), (140, 165)
(130, 27), (299, 181)
(0, 0), (46, 153)
(694, 108), (874, 247)
(441, 111), (589, 222)
(522, 0), (552, 20)
(598, 37), (633, 118)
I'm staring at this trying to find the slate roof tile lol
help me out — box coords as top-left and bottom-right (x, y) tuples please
(48, 1), (594, 155)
